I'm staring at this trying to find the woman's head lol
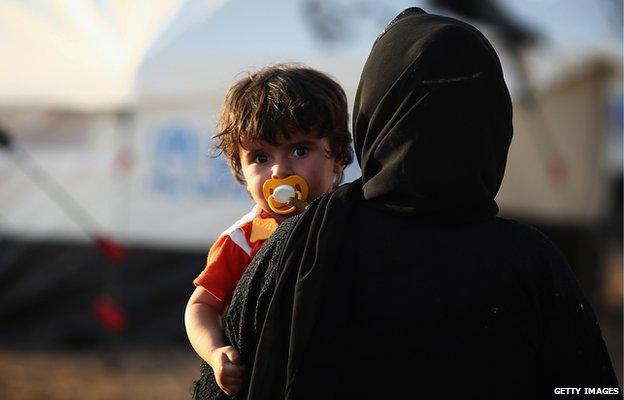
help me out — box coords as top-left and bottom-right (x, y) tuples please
(353, 8), (513, 220)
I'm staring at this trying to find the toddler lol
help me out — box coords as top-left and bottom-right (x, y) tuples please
(184, 63), (353, 397)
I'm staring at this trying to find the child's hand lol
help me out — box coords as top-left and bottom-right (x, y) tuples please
(209, 346), (245, 397)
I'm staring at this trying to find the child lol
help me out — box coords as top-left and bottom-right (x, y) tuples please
(184, 63), (353, 397)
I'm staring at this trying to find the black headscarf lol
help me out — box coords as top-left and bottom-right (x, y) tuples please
(193, 8), (619, 400)
(354, 7), (512, 220)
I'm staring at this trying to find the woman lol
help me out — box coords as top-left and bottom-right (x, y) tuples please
(193, 8), (619, 400)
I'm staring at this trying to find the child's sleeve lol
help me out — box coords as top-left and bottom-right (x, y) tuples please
(193, 233), (252, 305)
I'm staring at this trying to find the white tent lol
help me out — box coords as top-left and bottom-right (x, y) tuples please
(0, 0), (235, 247)
(0, 0), (621, 249)
(0, 0), (231, 109)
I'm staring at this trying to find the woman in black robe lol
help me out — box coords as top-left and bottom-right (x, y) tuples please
(193, 8), (620, 400)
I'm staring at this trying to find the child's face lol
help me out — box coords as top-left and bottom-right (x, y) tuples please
(239, 131), (344, 221)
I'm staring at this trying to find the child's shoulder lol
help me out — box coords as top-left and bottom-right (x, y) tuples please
(221, 205), (261, 236)
(210, 205), (263, 257)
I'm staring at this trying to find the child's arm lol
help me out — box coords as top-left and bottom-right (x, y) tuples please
(185, 286), (245, 396)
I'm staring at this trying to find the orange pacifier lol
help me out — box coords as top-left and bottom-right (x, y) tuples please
(262, 175), (309, 216)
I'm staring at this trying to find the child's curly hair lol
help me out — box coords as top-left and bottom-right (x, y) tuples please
(214, 63), (353, 185)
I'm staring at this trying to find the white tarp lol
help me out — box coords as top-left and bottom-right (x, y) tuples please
(0, 0), (621, 248)
(0, 0), (229, 110)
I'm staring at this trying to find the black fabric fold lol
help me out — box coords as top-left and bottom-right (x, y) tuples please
(248, 181), (361, 399)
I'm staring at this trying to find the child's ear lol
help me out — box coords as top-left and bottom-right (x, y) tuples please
(333, 160), (345, 174)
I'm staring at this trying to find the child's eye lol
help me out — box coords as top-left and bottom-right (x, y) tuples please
(292, 147), (309, 158)
(253, 154), (269, 164)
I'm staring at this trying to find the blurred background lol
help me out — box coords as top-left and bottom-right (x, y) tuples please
(0, 0), (621, 398)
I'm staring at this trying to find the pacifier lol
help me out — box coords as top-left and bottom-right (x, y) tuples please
(262, 175), (309, 215)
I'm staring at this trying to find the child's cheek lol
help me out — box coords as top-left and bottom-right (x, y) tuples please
(309, 175), (329, 200)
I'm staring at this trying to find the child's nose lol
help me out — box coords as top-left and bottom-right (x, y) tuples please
(271, 160), (292, 179)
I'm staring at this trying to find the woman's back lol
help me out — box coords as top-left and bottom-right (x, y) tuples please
(194, 187), (619, 400)
(331, 200), (615, 398)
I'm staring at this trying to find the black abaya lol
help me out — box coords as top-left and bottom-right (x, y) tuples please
(193, 7), (620, 400)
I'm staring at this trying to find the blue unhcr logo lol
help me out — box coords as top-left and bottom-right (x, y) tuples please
(149, 124), (246, 200)
(151, 125), (200, 196)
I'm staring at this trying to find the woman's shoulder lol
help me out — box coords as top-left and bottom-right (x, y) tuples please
(258, 213), (301, 255)
(275, 213), (301, 237)
(491, 216), (554, 245)
(490, 216), (568, 269)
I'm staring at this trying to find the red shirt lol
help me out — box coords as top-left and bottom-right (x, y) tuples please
(193, 206), (277, 305)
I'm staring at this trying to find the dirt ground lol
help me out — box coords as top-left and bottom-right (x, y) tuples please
(0, 320), (621, 400)
(0, 347), (202, 400)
